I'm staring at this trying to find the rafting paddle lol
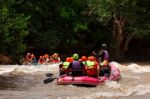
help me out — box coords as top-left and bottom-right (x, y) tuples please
(45, 73), (54, 77)
(43, 77), (56, 84)
(44, 73), (57, 84)
(43, 74), (66, 84)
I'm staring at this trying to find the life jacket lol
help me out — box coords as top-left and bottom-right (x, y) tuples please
(62, 61), (70, 69)
(71, 60), (82, 71)
(86, 60), (97, 76)
(101, 60), (109, 66)
(86, 61), (96, 69)
(99, 50), (109, 66)
(100, 50), (109, 61)
(38, 59), (45, 64)
(26, 55), (31, 62)
(82, 61), (86, 65)
(59, 61), (71, 74)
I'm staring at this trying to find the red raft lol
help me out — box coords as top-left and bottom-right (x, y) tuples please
(57, 62), (121, 85)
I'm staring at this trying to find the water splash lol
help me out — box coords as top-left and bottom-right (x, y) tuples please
(0, 63), (60, 75)
(105, 81), (121, 89)
(127, 64), (150, 73)
(68, 84), (150, 99)
(0, 62), (150, 99)
(111, 61), (150, 73)
(0, 65), (17, 75)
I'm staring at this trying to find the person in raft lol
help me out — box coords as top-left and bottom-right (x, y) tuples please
(51, 53), (60, 63)
(26, 53), (32, 63)
(38, 56), (45, 65)
(92, 43), (111, 77)
(68, 53), (85, 77)
(30, 53), (37, 65)
(85, 56), (98, 77)
(59, 57), (73, 76)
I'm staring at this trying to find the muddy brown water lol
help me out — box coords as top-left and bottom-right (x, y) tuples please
(0, 62), (150, 99)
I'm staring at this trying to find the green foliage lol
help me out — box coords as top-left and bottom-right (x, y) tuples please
(31, 30), (61, 51)
(87, 0), (113, 23)
(86, 0), (150, 58)
(0, 0), (30, 63)
(15, 0), (91, 53)
(88, 0), (137, 24)
(73, 21), (88, 32)
(0, 0), (149, 63)
(135, 0), (150, 38)
(88, 0), (150, 37)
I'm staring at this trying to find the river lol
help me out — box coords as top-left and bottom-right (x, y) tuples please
(0, 62), (150, 99)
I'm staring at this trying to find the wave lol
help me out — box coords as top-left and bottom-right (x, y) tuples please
(91, 84), (150, 98)
(61, 83), (150, 99)
(111, 61), (150, 73)
(1, 61), (150, 75)
(0, 63), (60, 75)
(0, 62), (150, 98)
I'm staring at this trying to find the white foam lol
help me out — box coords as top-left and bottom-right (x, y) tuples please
(127, 64), (150, 73)
(111, 61), (150, 73)
(0, 63), (60, 75)
(136, 84), (150, 95)
(105, 81), (121, 89)
(0, 65), (17, 75)
(78, 84), (150, 99)
(122, 74), (140, 79)
(1, 62), (149, 75)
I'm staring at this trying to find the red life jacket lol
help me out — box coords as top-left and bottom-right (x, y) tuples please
(85, 60), (98, 76)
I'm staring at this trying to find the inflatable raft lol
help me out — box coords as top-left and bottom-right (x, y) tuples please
(57, 62), (121, 85)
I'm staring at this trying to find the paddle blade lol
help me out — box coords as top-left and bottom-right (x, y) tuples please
(45, 73), (53, 77)
(43, 77), (56, 84)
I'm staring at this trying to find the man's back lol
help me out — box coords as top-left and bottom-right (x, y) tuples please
(68, 60), (84, 76)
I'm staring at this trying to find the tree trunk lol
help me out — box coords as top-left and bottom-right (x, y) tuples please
(112, 17), (135, 60)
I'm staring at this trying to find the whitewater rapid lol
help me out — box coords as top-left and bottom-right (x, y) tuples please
(0, 61), (150, 99)
(0, 63), (60, 75)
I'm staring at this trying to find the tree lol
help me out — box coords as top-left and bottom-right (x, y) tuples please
(15, 0), (91, 54)
(0, 0), (30, 63)
(87, 0), (150, 59)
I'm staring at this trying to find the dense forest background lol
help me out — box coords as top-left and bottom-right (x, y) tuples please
(0, 0), (149, 64)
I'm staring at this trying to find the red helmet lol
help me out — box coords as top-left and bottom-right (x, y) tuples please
(88, 56), (95, 61)
(66, 57), (69, 61)
(81, 56), (87, 61)
(44, 54), (49, 58)
(66, 57), (73, 62)
(31, 54), (35, 58)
